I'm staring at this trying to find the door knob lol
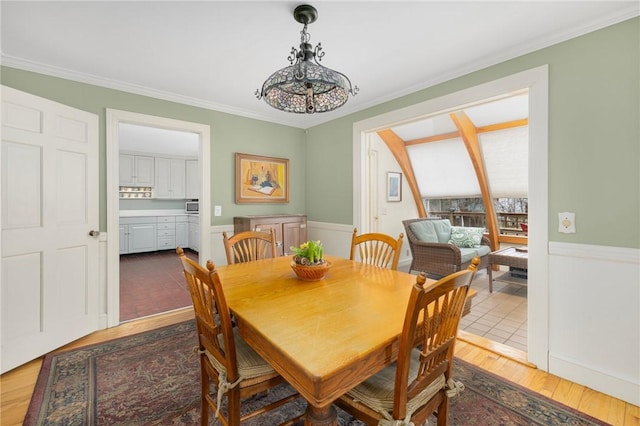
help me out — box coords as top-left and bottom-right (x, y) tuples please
(89, 230), (100, 237)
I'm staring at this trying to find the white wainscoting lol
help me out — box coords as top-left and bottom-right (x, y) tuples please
(307, 221), (355, 259)
(209, 224), (235, 266)
(548, 241), (639, 405)
(308, 221), (414, 268)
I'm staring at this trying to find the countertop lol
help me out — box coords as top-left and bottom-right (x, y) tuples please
(119, 209), (198, 217)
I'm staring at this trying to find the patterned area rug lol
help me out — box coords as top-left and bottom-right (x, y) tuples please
(25, 320), (609, 425)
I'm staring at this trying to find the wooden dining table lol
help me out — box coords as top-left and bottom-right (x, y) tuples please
(217, 254), (472, 426)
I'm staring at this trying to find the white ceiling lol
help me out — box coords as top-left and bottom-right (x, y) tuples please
(119, 123), (200, 157)
(2, 1), (638, 131)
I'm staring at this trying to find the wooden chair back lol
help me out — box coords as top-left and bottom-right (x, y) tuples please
(176, 247), (238, 380)
(222, 229), (277, 265)
(350, 228), (404, 270)
(177, 247), (302, 425)
(393, 257), (480, 424)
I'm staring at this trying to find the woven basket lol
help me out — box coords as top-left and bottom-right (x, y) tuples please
(290, 260), (331, 282)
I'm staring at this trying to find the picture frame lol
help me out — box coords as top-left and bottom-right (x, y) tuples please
(235, 153), (289, 204)
(387, 172), (402, 202)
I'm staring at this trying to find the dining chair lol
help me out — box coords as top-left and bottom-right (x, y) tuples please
(176, 247), (301, 426)
(222, 229), (277, 265)
(336, 257), (480, 426)
(349, 228), (404, 270)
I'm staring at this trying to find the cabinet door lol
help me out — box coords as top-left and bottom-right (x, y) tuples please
(176, 222), (189, 248)
(252, 222), (283, 255)
(119, 224), (128, 254)
(185, 159), (199, 199)
(155, 157), (185, 199)
(119, 154), (135, 186)
(135, 155), (154, 186)
(283, 221), (307, 255)
(188, 224), (200, 252)
(171, 158), (186, 199)
(128, 223), (157, 253)
(154, 158), (172, 198)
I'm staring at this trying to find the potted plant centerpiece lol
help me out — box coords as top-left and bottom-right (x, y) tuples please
(290, 240), (330, 281)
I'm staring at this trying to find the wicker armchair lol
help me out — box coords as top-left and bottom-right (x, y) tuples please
(402, 218), (490, 278)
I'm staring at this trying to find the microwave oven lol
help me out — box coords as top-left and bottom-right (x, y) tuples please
(185, 200), (199, 214)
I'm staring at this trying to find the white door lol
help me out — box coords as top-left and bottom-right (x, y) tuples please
(1, 86), (99, 373)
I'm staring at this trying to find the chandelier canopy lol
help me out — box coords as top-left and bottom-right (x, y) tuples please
(256, 4), (358, 114)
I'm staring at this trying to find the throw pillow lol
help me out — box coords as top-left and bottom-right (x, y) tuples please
(448, 226), (485, 248)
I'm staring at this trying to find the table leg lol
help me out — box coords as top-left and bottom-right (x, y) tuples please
(488, 264), (493, 293)
(304, 403), (338, 426)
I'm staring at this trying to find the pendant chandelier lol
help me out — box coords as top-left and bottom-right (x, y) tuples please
(256, 4), (358, 114)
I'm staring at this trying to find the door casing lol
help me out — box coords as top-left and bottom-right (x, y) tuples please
(105, 109), (211, 327)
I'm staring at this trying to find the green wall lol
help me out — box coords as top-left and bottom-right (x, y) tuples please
(0, 68), (307, 230)
(2, 17), (638, 248)
(306, 17), (639, 249)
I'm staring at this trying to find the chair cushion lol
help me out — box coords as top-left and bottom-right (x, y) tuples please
(408, 221), (438, 243)
(448, 226), (485, 248)
(431, 219), (453, 243)
(344, 348), (446, 418)
(459, 245), (491, 263)
(204, 328), (276, 380)
(409, 219), (452, 243)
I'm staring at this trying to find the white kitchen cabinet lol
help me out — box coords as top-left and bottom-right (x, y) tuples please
(121, 217), (157, 254)
(185, 159), (199, 199)
(176, 215), (189, 248)
(120, 154), (154, 186)
(155, 157), (186, 199)
(156, 216), (176, 250)
(188, 215), (200, 252)
(119, 224), (128, 254)
(128, 223), (157, 253)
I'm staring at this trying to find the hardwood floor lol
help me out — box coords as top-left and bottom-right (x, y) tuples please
(2, 309), (638, 425)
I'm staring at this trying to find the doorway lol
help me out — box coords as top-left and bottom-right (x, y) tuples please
(106, 110), (211, 327)
(353, 66), (549, 369)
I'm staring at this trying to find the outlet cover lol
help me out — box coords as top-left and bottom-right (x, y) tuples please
(558, 212), (576, 233)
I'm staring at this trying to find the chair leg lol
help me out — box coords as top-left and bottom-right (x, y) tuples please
(227, 386), (242, 426)
(200, 367), (209, 426)
(436, 396), (448, 426)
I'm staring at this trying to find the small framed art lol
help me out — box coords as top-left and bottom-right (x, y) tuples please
(387, 172), (402, 202)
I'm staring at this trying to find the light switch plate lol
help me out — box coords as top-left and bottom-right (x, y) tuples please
(214, 205), (222, 217)
(558, 212), (576, 233)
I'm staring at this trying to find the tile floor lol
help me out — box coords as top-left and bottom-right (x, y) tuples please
(119, 249), (197, 322)
(459, 269), (528, 352)
(398, 265), (529, 353)
(119, 251), (529, 352)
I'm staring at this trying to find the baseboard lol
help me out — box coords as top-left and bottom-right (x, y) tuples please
(549, 353), (639, 406)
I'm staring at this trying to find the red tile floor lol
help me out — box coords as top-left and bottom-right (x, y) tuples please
(119, 249), (198, 322)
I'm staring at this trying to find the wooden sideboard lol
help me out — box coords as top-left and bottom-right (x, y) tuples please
(233, 214), (307, 256)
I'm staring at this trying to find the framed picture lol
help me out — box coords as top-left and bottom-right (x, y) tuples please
(235, 153), (289, 203)
(387, 172), (402, 202)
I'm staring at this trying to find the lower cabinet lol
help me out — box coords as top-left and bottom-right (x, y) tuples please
(188, 215), (200, 252)
(120, 217), (156, 253)
(233, 215), (307, 256)
(176, 216), (189, 249)
(156, 216), (176, 250)
(120, 214), (192, 254)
